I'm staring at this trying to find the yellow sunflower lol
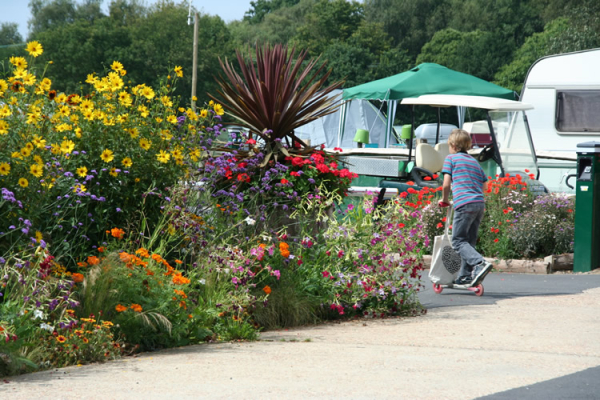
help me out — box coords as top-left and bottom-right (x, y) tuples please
(174, 66), (183, 78)
(100, 149), (114, 163)
(139, 138), (151, 151)
(30, 163), (43, 178)
(156, 150), (170, 163)
(0, 120), (8, 135)
(26, 41), (43, 57)
(213, 103), (224, 116)
(60, 140), (75, 154)
(20, 147), (32, 157)
(76, 166), (88, 178)
(0, 162), (10, 176)
(122, 157), (133, 168)
(18, 178), (29, 188)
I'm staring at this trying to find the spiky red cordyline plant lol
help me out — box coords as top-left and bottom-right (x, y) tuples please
(209, 43), (344, 165)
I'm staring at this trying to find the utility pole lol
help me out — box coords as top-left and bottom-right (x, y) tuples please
(188, 1), (198, 112)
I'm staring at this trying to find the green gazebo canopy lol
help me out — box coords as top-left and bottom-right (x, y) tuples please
(342, 63), (514, 101)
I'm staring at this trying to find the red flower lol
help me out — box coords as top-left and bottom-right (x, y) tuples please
(281, 178), (289, 185)
(237, 173), (250, 183)
(333, 147), (343, 152)
(436, 222), (443, 228)
(494, 238), (499, 243)
(246, 138), (256, 145)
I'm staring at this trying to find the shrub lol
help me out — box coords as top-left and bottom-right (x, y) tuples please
(0, 44), (222, 265)
(508, 193), (575, 258)
(0, 243), (120, 377)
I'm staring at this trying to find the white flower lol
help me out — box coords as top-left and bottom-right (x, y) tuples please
(40, 323), (54, 332)
(199, 278), (206, 285)
(244, 216), (256, 225)
(33, 309), (45, 320)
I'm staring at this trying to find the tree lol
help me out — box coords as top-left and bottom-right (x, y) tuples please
(495, 9), (600, 94)
(364, 0), (451, 59)
(124, 1), (233, 105)
(416, 28), (507, 82)
(0, 23), (23, 45)
(28, 0), (79, 35)
(243, 0), (300, 24)
(230, 1), (309, 47)
(292, 0), (364, 57)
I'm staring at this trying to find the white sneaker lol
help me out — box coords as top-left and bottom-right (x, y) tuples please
(471, 261), (493, 286)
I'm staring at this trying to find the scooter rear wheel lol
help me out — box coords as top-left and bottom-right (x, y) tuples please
(474, 284), (484, 296)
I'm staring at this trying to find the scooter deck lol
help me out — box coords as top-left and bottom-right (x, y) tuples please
(432, 282), (484, 296)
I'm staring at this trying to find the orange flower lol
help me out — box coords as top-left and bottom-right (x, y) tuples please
(119, 252), (133, 263)
(87, 256), (100, 266)
(172, 273), (190, 285)
(179, 300), (187, 309)
(263, 285), (272, 295)
(151, 253), (163, 263)
(71, 273), (84, 283)
(56, 335), (67, 343)
(98, 246), (105, 253)
(82, 337), (89, 344)
(174, 259), (183, 264)
(136, 248), (150, 258)
(115, 304), (127, 312)
(279, 242), (290, 258)
(110, 227), (125, 239)
(146, 270), (155, 276)
(130, 304), (143, 313)
(174, 289), (188, 298)
(77, 261), (88, 267)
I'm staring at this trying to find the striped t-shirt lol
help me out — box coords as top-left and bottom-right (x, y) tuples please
(441, 152), (487, 209)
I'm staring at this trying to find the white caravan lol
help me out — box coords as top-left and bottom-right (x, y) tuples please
(520, 48), (600, 193)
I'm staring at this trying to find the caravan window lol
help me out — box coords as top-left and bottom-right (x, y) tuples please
(556, 90), (600, 133)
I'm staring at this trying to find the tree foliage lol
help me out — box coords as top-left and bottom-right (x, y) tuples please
(3, 0), (598, 106)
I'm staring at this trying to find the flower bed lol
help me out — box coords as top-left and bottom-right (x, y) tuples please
(1, 42), (429, 377)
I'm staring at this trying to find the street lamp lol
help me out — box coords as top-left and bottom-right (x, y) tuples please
(188, 1), (198, 112)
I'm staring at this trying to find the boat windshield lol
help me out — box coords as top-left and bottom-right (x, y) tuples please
(489, 110), (539, 178)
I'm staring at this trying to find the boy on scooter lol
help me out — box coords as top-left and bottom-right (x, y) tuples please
(439, 129), (493, 286)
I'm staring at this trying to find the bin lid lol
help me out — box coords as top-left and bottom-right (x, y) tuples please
(577, 141), (600, 153)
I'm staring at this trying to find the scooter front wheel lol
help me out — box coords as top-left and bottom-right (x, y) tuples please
(432, 283), (443, 294)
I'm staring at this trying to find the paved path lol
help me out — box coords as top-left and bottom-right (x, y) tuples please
(3, 273), (600, 400)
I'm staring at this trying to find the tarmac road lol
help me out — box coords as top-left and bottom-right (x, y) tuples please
(420, 272), (600, 309)
(3, 271), (600, 400)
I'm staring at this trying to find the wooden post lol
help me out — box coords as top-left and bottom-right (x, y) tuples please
(191, 12), (198, 112)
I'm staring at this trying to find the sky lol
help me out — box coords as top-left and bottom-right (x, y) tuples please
(0, 0), (253, 40)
